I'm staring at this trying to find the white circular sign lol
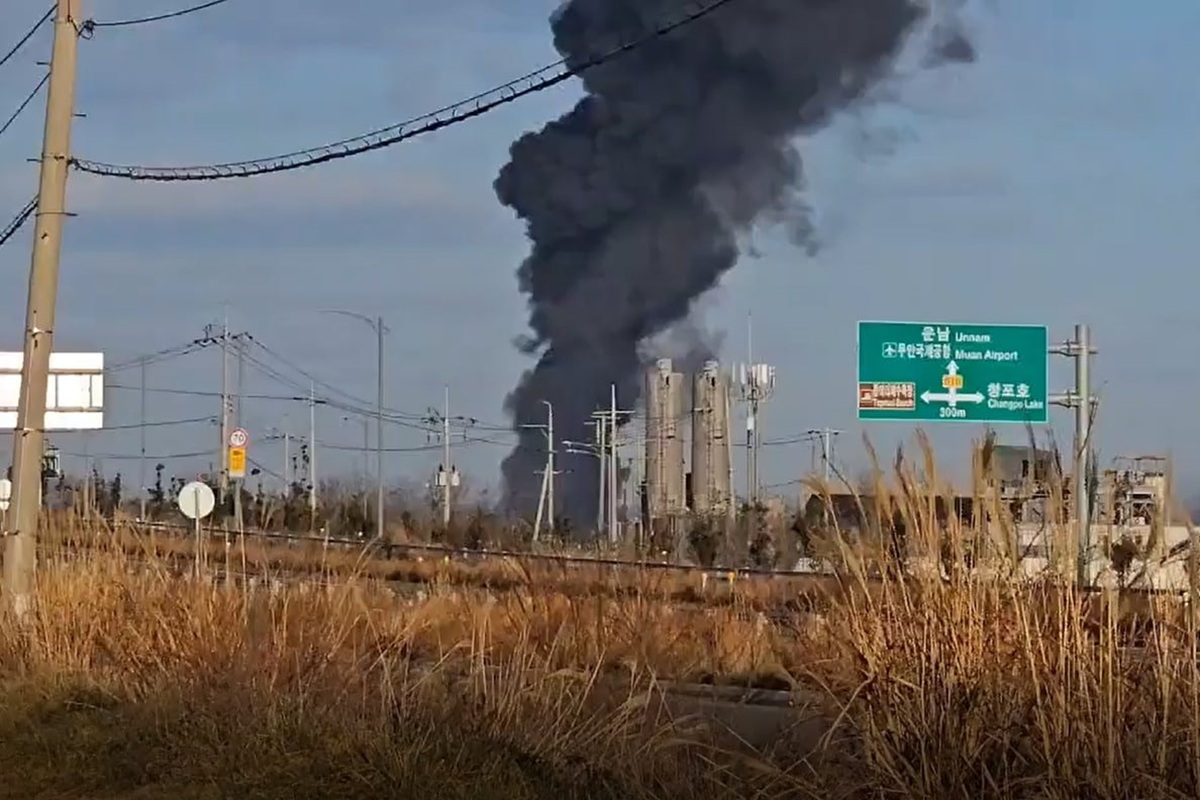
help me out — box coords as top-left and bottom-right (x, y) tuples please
(228, 428), (248, 448)
(177, 481), (215, 520)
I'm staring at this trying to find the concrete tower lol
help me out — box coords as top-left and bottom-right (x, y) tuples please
(644, 358), (686, 521)
(690, 360), (733, 515)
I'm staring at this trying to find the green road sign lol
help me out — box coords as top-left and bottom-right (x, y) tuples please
(857, 321), (1049, 423)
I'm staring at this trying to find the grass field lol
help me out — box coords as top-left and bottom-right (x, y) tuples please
(3, 465), (1200, 798)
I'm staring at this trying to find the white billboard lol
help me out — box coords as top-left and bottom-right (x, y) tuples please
(0, 352), (104, 430)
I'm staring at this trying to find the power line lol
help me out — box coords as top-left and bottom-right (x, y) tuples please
(0, 197), (37, 249)
(317, 433), (516, 454)
(91, 415), (216, 432)
(107, 383), (320, 402)
(239, 335), (509, 431)
(239, 337), (438, 431)
(104, 337), (215, 373)
(60, 447), (216, 462)
(85, 0), (235, 29)
(62, 435), (270, 463)
(0, 6), (53, 71)
(317, 440), (443, 454)
(243, 335), (428, 420)
(0, 73), (49, 140)
(70, 0), (739, 182)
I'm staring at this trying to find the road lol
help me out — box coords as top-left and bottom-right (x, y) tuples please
(655, 682), (831, 752)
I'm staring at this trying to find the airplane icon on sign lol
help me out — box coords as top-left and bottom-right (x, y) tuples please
(882, 343), (898, 358)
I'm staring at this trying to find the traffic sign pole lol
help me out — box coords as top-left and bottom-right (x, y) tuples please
(1050, 323), (1097, 587)
(177, 480), (215, 579)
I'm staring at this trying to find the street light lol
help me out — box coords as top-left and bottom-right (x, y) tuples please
(342, 415), (370, 527)
(564, 439), (603, 534)
(319, 309), (389, 542)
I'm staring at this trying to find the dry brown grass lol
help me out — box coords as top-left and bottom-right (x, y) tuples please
(3, 442), (1200, 798)
(45, 515), (871, 615)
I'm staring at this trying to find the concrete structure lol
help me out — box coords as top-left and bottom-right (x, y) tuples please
(1095, 455), (1171, 527)
(644, 358), (686, 521)
(689, 360), (733, 516)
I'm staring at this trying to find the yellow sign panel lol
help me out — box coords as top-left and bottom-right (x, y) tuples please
(228, 446), (247, 479)
(941, 373), (964, 390)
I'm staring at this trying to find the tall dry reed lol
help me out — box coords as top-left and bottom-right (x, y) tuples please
(0, 439), (1197, 798)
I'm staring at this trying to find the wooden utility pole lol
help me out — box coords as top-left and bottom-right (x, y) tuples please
(3, 0), (82, 618)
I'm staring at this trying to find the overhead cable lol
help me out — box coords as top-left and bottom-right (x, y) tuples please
(70, 0), (738, 181)
(0, 6), (53, 71)
(64, 446), (225, 461)
(0, 73), (48, 140)
(236, 345), (435, 433)
(107, 384), (328, 402)
(103, 337), (215, 373)
(85, 0), (235, 29)
(0, 196), (38, 249)
(317, 433), (516, 454)
(93, 415), (217, 432)
(242, 335), (431, 422)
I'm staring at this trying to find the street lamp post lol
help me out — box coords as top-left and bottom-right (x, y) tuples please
(319, 309), (389, 542)
(563, 439), (602, 534)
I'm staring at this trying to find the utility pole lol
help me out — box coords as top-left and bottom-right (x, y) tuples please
(609, 384), (619, 546)
(319, 309), (388, 540)
(532, 461), (550, 542)
(281, 429), (290, 494)
(3, 0), (82, 617)
(1050, 324), (1097, 587)
(521, 399), (557, 541)
(218, 315), (230, 506)
(593, 410), (607, 534)
(360, 417), (369, 524)
(806, 427), (841, 528)
(139, 357), (147, 521)
(441, 387), (451, 526)
(375, 315), (385, 541)
(546, 400), (555, 528)
(807, 428), (841, 486)
(308, 381), (317, 522)
(235, 333), (245, 427)
(423, 389), (459, 530)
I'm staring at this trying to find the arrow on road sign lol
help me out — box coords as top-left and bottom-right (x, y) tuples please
(922, 390), (984, 405)
(921, 359), (982, 406)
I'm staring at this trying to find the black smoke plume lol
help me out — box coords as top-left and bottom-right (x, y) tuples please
(495, 0), (968, 523)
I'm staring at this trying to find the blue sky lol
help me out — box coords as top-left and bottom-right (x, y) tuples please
(2, 0), (1199, 507)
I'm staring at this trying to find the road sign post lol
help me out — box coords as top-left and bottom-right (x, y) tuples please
(857, 321), (1049, 424)
(226, 428), (248, 569)
(1049, 323), (1097, 587)
(178, 480), (215, 578)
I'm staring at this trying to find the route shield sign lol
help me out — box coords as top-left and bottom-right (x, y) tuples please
(857, 321), (1049, 423)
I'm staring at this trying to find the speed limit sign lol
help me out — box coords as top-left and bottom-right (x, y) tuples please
(228, 428), (248, 448)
